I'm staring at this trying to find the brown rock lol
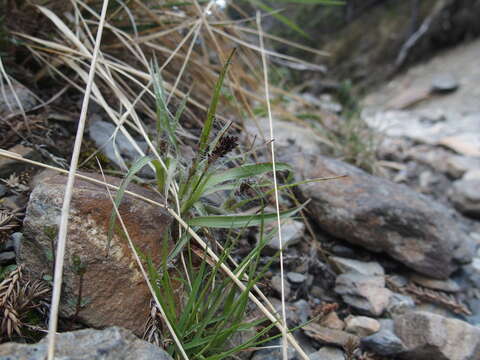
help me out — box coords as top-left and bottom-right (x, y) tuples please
(345, 315), (380, 337)
(19, 173), (172, 335)
(320, 311), (345, 330)
(394, 311), (480, 360)
(303, 322), (359, 348)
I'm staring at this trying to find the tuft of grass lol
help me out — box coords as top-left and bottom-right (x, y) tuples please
(107, 53), (308, 359)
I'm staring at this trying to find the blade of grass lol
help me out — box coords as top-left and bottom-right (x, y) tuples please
(187, 206), (302, 228)
(198, 48), (236, 156)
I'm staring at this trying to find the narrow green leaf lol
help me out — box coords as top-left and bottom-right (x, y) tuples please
(204, 162), (292, 192)
(152, 159), (166, 193)
(198, 48), (236, 155)
(107, 156), (151, 255)
(187, 206), (302, 228)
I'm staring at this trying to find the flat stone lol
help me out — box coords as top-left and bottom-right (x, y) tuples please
(410, 273), (461, 292)
(362, 319), (406, 356)
(449, 178), (480, 217)
(19, 173), (173, 335)
(319, 311), (345, 330)
(345, 316), (380, 337)
(0, 326), (172, 360)
(310, 346), (346, 360)
(303, 322), (359, 348)
(335, 272), (391, 316)
(289, 154), (471, 278)
(439, 133), (480, 157)
(431, 73), (459, 93)
(329, 256), (384, 276)
(394, 311), (480, 360)
(287, 272), (307, 284)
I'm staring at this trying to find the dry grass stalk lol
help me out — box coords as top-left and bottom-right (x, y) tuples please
(45, 1), (110, 359)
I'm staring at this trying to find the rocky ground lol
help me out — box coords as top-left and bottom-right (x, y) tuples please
(1, 29), (480, 360)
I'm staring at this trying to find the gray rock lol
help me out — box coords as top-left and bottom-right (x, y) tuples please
(20, 173), (172, 335)
(265, 219), (305, 252)
(446, 155), (480, 179)
(0, 327), (172, 360)
(88, 117), (151, 176)
(291, 299), (311, 325)
(410, 273), (461, 292)
(271, 274), (291, 300)
(386, 293), (416, 315)
(0, 82), (37, 116)
(431, 73), (459, 93)
(363, 110), (480, 156)
(287, 272), (307, 284)
(289, 154), (471, 279)
(335, 272), (391, 316)
(251, 338), (296, 360)
(310, 346), (345, 360)
(244, 119), (329, 157)
(449, 178), (480, 217)
(329, 256), (384, 276)
(394, 311), (480, 360)
(345, 316), (380, 337)
(10, 232), (22, 256)
(0, 251), (15, 265)
(361, 319), (406, 356)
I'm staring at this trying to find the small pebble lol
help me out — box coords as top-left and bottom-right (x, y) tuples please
(287, 272), (307, 284)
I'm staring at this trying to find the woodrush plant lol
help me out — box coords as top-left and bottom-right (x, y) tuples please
(108, 52), (304, 359)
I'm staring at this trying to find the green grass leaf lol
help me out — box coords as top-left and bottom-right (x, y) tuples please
(198, 48), (236, 156)
(204, 162), (292, 193)
(187, 206), (302, 228)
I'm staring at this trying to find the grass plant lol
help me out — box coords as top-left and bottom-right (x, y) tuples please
(106, 51), (306, 359)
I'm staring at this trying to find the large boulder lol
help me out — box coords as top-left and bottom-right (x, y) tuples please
(19, 172), (172, 334)
(291, 154), (471, 279)
(394, 311), (480, 360)
(0, 327), (172, 360)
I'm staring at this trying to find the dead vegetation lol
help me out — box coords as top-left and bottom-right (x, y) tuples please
(0, 265), (51, 341)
